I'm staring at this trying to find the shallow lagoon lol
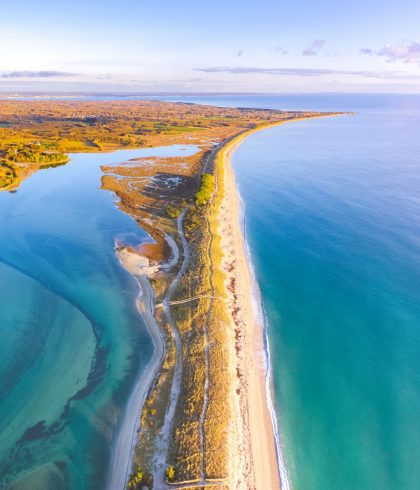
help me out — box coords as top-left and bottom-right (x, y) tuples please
(0, 145), (198, 489)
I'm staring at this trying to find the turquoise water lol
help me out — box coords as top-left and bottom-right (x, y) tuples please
(0, 145), (197, 489)
(226, 95), (420, 489)
(152, 93), (420, 488)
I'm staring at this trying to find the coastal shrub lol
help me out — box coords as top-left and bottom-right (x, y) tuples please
(167, 200), (188, 219)
(127, 468), (144, 488)
(203, 144), (233, 479)
(184, 208), (201, 234)
(0, 161), (17, 188)
(195, 173), (214, 205)
(166, 465), (176, 482)
(166, 203), (181, 218)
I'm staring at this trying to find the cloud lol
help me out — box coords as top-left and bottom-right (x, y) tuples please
(313, 38), (326, 49)
(195, 66), (420, 80)
(378, 42), (420, 63)
(0, 70), (76, 78)
(271, 46), (288, 54)
(361, 42), (420, 64)
(303, 38), (325, 56)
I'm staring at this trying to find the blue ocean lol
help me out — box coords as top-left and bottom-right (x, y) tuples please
(167, 93), (420, 489)
(227, 94), (420, 490)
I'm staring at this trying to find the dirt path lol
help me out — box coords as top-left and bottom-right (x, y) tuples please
(155, 293), (218, 309)
(152, 209), (190, 488)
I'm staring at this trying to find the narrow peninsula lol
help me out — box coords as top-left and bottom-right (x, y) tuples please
(0, 100), (338, 489)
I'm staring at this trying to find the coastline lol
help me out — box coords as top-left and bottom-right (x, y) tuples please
(107, 255), (165, 490)
(212, 116), (338, 487)
(214, 114), (347, 488)
(214, 124), (286, 489)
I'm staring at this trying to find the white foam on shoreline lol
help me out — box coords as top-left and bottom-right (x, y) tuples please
(235, 175), (291, 490)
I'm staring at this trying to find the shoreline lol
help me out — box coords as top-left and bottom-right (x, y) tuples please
(215, 124), (284, 489)
(213, 116), (335, 487)
(107, 254), (165, 490)
(239, 187), (290, 489)
(222, 129), (290, 489)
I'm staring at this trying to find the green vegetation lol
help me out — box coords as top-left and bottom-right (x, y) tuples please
(0, 161), (17, 189)
(166, 203), (181, 218)
(0, 141), (68, 189)
(195, 173), (214, 205)
(166, 199), (188, 219)
(166, 465), (176, 482)
(0, 99), (311, 192)
(4, 143), (68, 165)
(165, 150), (232, 481)
(127, 468), (144, 489)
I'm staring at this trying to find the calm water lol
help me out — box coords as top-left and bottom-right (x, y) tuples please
(154, 93), (420, 488)
(0, 145), (197, 489)
(225, 95), (420, 489)
(153, 93), (420, 488)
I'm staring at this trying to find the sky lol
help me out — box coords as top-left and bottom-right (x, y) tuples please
(1, 0), (420, 93)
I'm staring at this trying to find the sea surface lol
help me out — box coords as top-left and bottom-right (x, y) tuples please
(220, 94), (420, 490)
(2, 93), (420, 490)
(158, 93), (420, 489)
(0, 144), (198, 489)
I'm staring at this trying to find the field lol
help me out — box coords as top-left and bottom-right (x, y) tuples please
(0, 100), (313, 191)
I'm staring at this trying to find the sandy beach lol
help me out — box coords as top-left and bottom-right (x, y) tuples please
(216, 126), (285, 490)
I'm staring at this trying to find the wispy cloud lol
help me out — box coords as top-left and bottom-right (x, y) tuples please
(361, 41), (420, 64)
(195, 66), (420, 79)
(0, 70), (77, 78)
(270, 45), (289, 55)
(302, 38), (325, 56)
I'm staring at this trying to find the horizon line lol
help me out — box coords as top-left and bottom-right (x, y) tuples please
(1, 90), (420, 96)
